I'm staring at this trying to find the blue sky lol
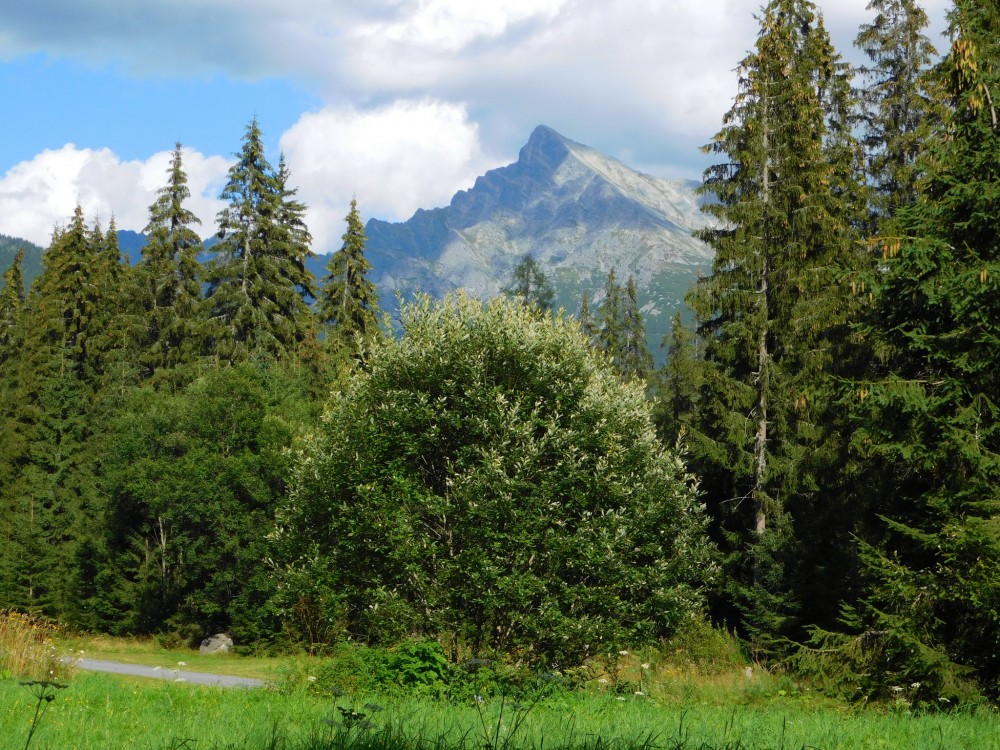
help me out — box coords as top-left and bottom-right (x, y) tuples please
(0, 0), (950, 253)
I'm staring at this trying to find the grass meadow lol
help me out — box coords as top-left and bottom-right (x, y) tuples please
(2, 613), (998, 750)
(2, 670), (998, 750)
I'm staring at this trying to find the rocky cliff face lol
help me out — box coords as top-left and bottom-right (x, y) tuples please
(363, 125), (714, 358)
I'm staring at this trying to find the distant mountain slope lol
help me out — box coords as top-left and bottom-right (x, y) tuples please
(364, 125), (714, 359)
(0, 235), (45, 294)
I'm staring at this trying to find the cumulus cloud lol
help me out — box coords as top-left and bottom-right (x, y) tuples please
(0, 145), (229, 246)
(280, 99), (499, 252)
(0, 0), (958, 245)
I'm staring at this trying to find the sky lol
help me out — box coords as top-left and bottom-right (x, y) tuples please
(0, 0), (951, 254)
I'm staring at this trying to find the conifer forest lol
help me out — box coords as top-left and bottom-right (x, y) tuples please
(2, 0), (1000, 707)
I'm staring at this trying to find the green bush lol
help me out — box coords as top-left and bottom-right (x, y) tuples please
(271, 294), (717, 664)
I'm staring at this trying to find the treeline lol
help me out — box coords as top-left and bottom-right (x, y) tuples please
(1, 0), (1000, 707)
(653, 0), (1000, 704)
(0, 119), (382, 641)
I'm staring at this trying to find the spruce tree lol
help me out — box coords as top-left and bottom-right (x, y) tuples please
(504, 254), (555, 313)
(596, 268), (625, 369)
(621, 276), (652, 382)
(206, 119), (316, 363)
(318, 198), (381, 365)
(0, 248), (25, 362)
(855, 0), (940, 225)
(136, 142), (206, 385)
(579, 292), (597, 344)
(839, 0), (1000, 701)
(686, 0), (863, 649)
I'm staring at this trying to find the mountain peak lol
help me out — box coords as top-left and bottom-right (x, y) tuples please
(518, 125), (571, 171)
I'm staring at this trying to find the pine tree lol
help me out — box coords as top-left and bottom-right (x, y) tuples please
(855, 0), (940, 225)
(686, 0), (864, 649)
(318, 198), (381, 365)
(206, 119), (316, 363)
(504, 254), (555, 313)
(136, 142), (206, 385)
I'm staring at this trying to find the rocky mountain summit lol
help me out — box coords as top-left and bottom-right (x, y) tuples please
(364, 125), (714, 354)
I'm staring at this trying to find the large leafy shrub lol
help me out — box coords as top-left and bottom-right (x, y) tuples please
(272, 294), (716, 663)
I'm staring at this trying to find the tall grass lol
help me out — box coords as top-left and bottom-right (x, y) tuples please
(1, 671), (996, 750)
(0, 609), (72, 680)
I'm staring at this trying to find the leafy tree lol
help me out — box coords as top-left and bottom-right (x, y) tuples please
(136, 142), (206, 385)
(205, 119), (316, 363)
(503, 254), (555, 313)
(271, 294), (717, 663)
(686, 0), (864, 650)
(318, 198), (381, 365)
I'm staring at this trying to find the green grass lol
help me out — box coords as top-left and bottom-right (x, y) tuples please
(2, 670), (997, 750)
(57, 634), (287, 681)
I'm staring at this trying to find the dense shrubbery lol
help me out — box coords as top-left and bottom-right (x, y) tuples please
(271, 294), (717, 664)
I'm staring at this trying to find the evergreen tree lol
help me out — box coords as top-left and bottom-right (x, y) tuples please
(653, 311), (704, 446)
(686, 0), (863, 650)
(206, 119), (316, 363)
(0, 248), (25, 362)
(596, 268), (625, 368)
(855, 0), (940, 225)
(136, 142), (206, 385)
(318, 199), (381, 365)
(579, 292), (597, 344)
(504, 254), (555, 313)
(0, 208), (112, 617)
(833, 0), (1000, 701)
(621, 276), (652, 382)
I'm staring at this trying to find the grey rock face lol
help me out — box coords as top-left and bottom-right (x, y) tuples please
(362, 125), (715, 362)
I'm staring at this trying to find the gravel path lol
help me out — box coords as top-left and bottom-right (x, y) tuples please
(66, 658), (266, 688)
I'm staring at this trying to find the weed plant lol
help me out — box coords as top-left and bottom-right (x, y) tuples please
(0, 609), (73, 681)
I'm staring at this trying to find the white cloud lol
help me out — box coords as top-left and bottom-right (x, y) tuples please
(0, 145), (229, 246)
(280, 99), (499, 252)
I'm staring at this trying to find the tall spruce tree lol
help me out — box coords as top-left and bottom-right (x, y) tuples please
(205, 119), (316, 363)
(319, 198), (381, 365)
(855, 0), (940, 225)
(686, 0), (863, 649)
(0, 208), (114, 617)
(836, 0), (1000, 701)
(137, 143), (206, 385)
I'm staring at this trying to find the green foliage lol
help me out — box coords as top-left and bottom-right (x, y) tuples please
(135, 142), (207, 386)
(98, 364), (304, 640)
(684, 0), (866, 652)
(206, 118), (317, 364)
(833, 0), (1000, 703)
(319, 198), (381, 366)
(272, 294), (716, 663)
(855, 0), (940, 225)
(504, 254), (555, 314)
